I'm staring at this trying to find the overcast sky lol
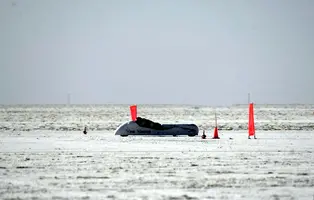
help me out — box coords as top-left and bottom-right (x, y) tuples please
(0, 0), (313, 105)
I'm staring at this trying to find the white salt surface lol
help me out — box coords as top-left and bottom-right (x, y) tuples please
(1, 131), (314, 200)
(1, 104), (314, 131)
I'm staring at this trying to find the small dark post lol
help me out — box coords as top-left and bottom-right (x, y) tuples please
(201, 130), (206, 139)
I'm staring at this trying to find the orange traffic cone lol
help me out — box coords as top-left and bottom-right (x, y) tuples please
(212, 111), (220, 139)
(212, 126), (220, 139)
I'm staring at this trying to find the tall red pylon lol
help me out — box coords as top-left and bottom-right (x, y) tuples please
(130, 105), (137, 121)
(248, 103), (256, 139)
(212, 111), (220, 139)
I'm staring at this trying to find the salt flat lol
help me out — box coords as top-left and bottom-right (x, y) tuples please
(0, 131), (313, 200)
(1, 104), (314, 132)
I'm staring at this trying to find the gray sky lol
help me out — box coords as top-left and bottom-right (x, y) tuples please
(1, 0), (313, 105)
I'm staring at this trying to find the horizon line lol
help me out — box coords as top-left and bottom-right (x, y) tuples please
(0, 103), (313, 106)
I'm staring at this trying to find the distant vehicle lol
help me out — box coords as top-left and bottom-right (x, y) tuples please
(114, 117), (199, 137)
